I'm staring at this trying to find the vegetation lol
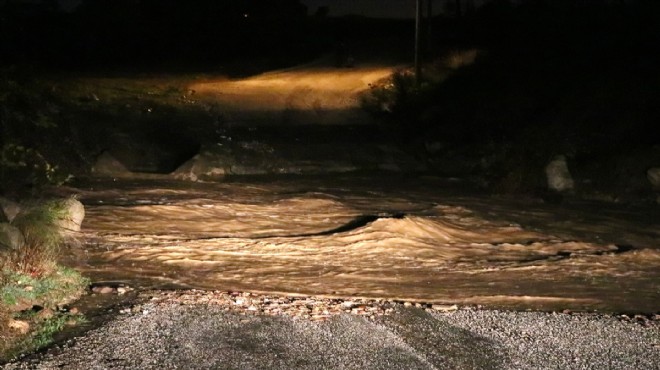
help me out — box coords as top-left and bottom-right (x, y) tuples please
(0, 201), (89, 362)
(363, 1), (660, 198)
(0, 68), (81, 194)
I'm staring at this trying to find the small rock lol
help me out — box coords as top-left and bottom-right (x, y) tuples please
(92, 286), (115, 294)
(634, 315), (649, 323)
(9, 319), (30, 334)
(431, 304), (459, 312)
(36, 308), (54, 320)
(403, 302), (413, 307)
(68, 307), (80, 315)
(341, 301), (357, 309)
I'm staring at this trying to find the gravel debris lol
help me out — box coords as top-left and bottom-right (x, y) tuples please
(5, 290), (659, 370)
(141, 290), (407, 321)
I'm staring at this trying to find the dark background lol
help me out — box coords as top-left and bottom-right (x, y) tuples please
(1, 0), (659, 200)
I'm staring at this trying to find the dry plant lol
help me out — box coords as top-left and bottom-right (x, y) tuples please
(5, 201), (67, 278)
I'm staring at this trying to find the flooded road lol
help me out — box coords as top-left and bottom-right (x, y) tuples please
(56, 175), (660, 313)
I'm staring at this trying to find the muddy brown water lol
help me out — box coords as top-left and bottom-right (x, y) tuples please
(53, 174), (660, 313)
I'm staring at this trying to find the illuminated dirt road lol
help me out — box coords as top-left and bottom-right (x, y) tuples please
(189, 60), (396, 126)
(58, 175), (660, 313)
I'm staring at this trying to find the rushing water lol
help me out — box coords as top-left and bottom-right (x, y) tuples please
(54, 174), (660, 313)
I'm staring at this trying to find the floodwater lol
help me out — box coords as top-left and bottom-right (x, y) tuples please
(53, 174), (660, 313)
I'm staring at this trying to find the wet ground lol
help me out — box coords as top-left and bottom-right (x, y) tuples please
(54, 174), (660, 314)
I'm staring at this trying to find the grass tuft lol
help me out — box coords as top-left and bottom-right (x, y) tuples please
(0, 266), (89, 362)
(3, 200), (70, 278)
(0, 197), (89, 362)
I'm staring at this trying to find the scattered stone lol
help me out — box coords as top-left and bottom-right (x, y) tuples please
(92, 286), (115, 294)
(145, 291), (434, 321)
(545, 155), (574, 192)
(432, 304), (459, 312)
(8, 319), (30, 334)
(36, 308), (54, 320)
(68, 307), (80, 315)
(341, 301), (358, 309)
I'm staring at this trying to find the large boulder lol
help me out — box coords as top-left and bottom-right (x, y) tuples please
(545, 155), (574, 192)
(103, 131), (200, 174)
(172, 152), (227, 182)
(647, 167), (660, 190)
(91, 151), (131, 177)
(0, 197), (21, 223)
(0, 223), (25, 251)
(55, 198), (85, 233)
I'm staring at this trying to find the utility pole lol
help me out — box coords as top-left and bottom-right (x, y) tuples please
(415, 0), (423, 86)
(426, 0), (433, 56)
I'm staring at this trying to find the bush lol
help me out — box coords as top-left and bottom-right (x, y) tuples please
(361, 70), (414, 116)
(0, 68), (75, 193)
(1, 200), (68, 278)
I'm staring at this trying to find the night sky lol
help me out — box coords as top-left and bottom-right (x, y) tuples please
(301, 0), (415, 18)
(58, 0), (418, 18)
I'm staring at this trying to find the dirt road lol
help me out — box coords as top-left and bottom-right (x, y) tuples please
(189, 59), (397, 126)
